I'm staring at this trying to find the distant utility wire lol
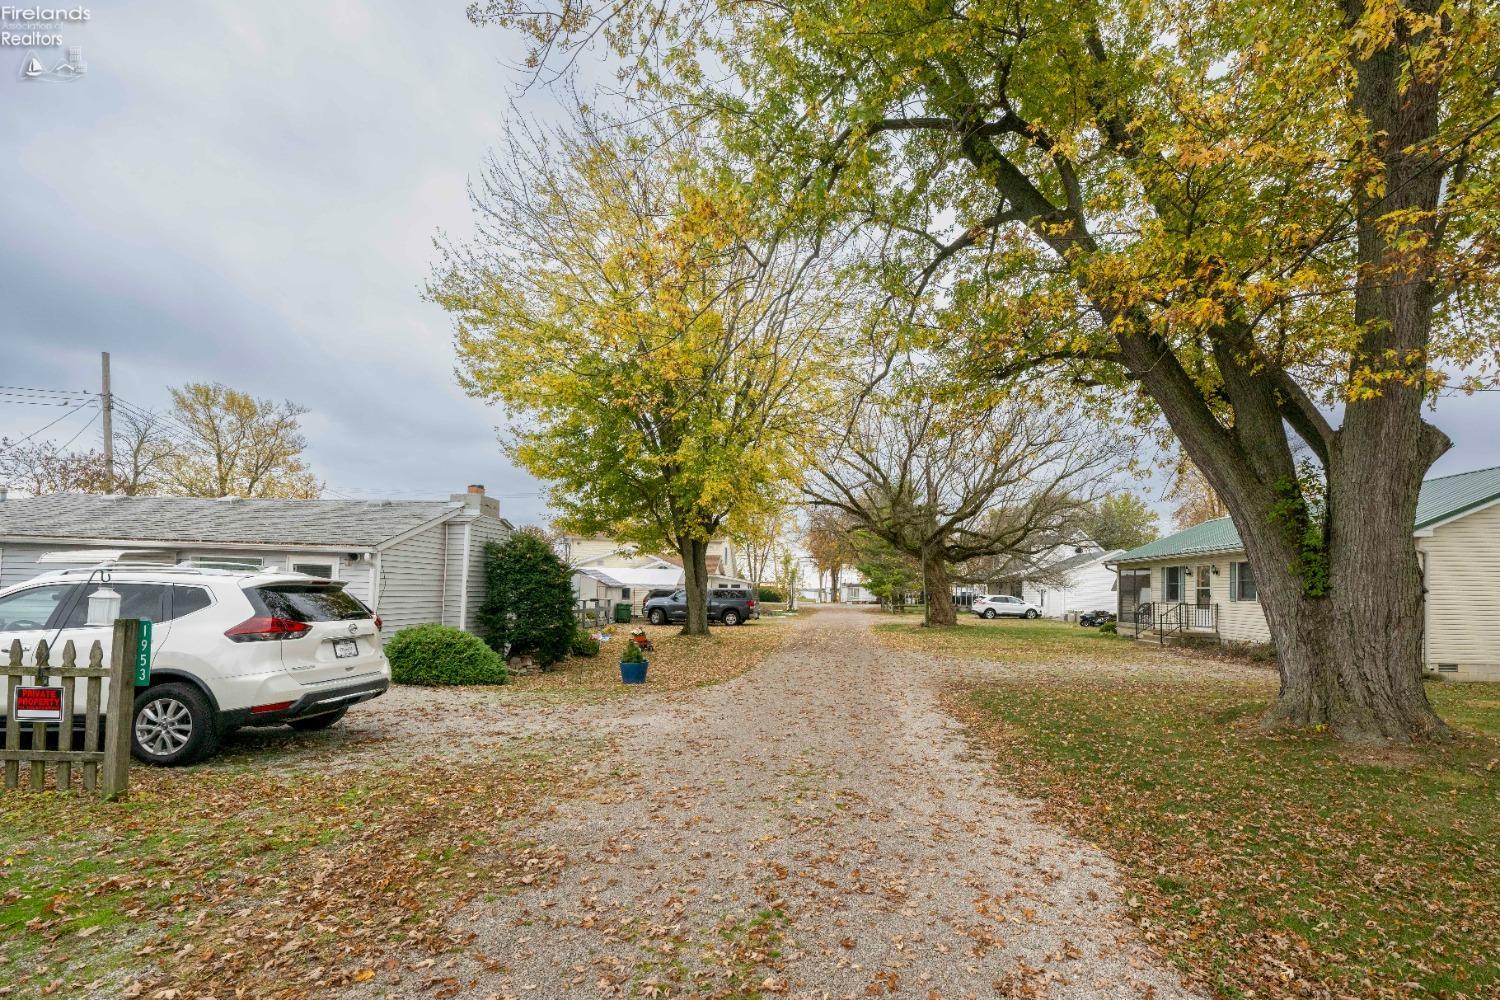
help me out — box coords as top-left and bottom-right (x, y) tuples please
(55, 411), (101, 452)
(0, 399), (98, 451)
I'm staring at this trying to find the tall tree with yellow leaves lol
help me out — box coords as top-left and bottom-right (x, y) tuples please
(473, 0), (1500, 740)
(166, 383), (320, 499)
(432, 121), (842, 635)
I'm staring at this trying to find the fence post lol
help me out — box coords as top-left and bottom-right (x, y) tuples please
(101, 618), (138, 802)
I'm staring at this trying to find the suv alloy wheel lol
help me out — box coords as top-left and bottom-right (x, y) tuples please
(132, 682), (219, 767)
(648, 608), (666, 626)
(721, 608), (741, 626)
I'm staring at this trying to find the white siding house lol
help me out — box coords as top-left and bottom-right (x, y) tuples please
(0, 485), (513, 638)
(1110, 466), (1500, 681)
(560, 534), (751, 618)
(1019, 547), (1126, 619)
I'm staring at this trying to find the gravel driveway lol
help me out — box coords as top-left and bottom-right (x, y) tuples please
(407, 609), (1204, 999)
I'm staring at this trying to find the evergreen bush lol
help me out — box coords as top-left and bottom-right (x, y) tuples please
(480, 534), (576, 668)
(386, 623), (508, 685)
(570, 629), (600, 658)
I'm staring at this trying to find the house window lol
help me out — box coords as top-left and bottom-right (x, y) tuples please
(184, 555), (264, 570)
(1163, 566), (1185, 602)
(1229, 561), (1257, 601)
(291, 560), (338, 579)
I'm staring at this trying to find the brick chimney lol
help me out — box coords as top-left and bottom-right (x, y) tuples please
(451, 484), (499, 518)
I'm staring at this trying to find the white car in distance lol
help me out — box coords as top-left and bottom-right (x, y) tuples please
(971, 594), (1042, 620)
(0, 563), (390, 766)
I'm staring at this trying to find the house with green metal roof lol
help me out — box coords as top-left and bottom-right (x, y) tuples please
(1109, 466), (1500, 681)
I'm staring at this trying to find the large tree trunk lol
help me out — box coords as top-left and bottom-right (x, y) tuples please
(923, 556), (955, 626)
(830, 565), (841, 602)
(679, 537), (711, 636)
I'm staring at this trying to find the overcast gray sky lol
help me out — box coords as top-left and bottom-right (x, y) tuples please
(1, 1), (1496, 533)
(0, 2), (559, 523)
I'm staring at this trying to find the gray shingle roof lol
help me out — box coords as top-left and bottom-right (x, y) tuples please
(1115, 466), (1500, 565)
(1049, 547), (1126, 573)
(0, 494), (459, 548)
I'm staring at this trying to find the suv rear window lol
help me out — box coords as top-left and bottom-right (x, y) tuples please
(247, 584), (368, 622)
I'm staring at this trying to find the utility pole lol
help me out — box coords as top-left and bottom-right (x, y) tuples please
(100, 351), (114, 491)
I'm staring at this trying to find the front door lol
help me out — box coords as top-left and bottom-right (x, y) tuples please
(1195, 565), (1212, 607)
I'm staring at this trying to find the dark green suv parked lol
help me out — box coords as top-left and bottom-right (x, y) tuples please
(643, 586), (758, 626)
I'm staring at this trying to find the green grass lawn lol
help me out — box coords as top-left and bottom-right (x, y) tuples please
(948, 673), (1499, 999)
(877, 614), (1158, 664)
(0, 740), (579, 998)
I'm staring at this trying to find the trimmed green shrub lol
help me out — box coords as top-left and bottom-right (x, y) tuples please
(621, 641), (645, 664)
(1099, 621), (1118, 634)
(570, 630), (600, 658)
(480, 534), (576, 668)
(387, 623), (508, 686)
(756, 586), (785, 603)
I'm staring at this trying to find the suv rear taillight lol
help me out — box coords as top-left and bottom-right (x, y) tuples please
(225, 615), (311, 642)
(747, 599), (756, 608)
(373, 615), (382, 631)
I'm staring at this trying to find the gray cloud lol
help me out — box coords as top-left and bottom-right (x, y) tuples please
(1, 1), (1495, 536)
(1, 1), (555, 523)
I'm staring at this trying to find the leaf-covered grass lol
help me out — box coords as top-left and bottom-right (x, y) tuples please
(877, 614), (1158, 664)
(0, 737), (584, 998)
(947, 675), (1500, 999)
(512, 617), (796, 694)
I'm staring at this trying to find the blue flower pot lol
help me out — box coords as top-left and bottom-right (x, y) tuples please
(620, 660), (648, 684)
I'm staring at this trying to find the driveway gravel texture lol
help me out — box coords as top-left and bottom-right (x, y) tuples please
(358, 608), (1206, 1000)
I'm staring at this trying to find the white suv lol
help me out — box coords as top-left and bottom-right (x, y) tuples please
(0, 564), (390, 766)
(972, 594), (1042, 619)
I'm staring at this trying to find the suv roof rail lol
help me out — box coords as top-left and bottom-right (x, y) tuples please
(45, 562), (251, 577)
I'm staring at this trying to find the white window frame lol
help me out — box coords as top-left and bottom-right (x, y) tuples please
(289, 558), (339, 580)
(183, 554), (265, 570)
(1163, 565), (1185, 602)
(1229, 561), (1256, 602)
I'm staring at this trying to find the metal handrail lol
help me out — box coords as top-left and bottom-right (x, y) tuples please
(1134, 599), (1218, 644)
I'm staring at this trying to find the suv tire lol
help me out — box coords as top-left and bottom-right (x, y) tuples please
(982, 608), (997, 619)
(132, 682), (218, 767)
(648, 608), (666, 626)
(721, 609), (741, 627)
(1025, 609), (1040, 619)
(289, 706), (348, 732)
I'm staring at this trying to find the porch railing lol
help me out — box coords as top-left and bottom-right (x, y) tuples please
(1124, 602), (1218, 644)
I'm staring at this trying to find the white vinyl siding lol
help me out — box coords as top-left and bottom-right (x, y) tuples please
(463, 516), (512, 634)
(1142, 558), (1271, 644)
(372, 521), (448, 635)
(1021, 558), (1120, 618)
(1417, 500), (1500, 681)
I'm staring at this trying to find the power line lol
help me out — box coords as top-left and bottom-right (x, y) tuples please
(0, 400), (97, 450)
(54, 407), (100, 452)
(0, 384), (93, 397)
(0, 394), (94, 407)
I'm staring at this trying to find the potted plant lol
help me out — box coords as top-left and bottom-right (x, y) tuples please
(620, 640), (648, 684)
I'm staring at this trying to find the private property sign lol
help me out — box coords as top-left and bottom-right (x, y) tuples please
(13, 685), (63, 722)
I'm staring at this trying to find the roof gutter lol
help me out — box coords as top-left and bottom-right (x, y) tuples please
(0, 535), (377, 555)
